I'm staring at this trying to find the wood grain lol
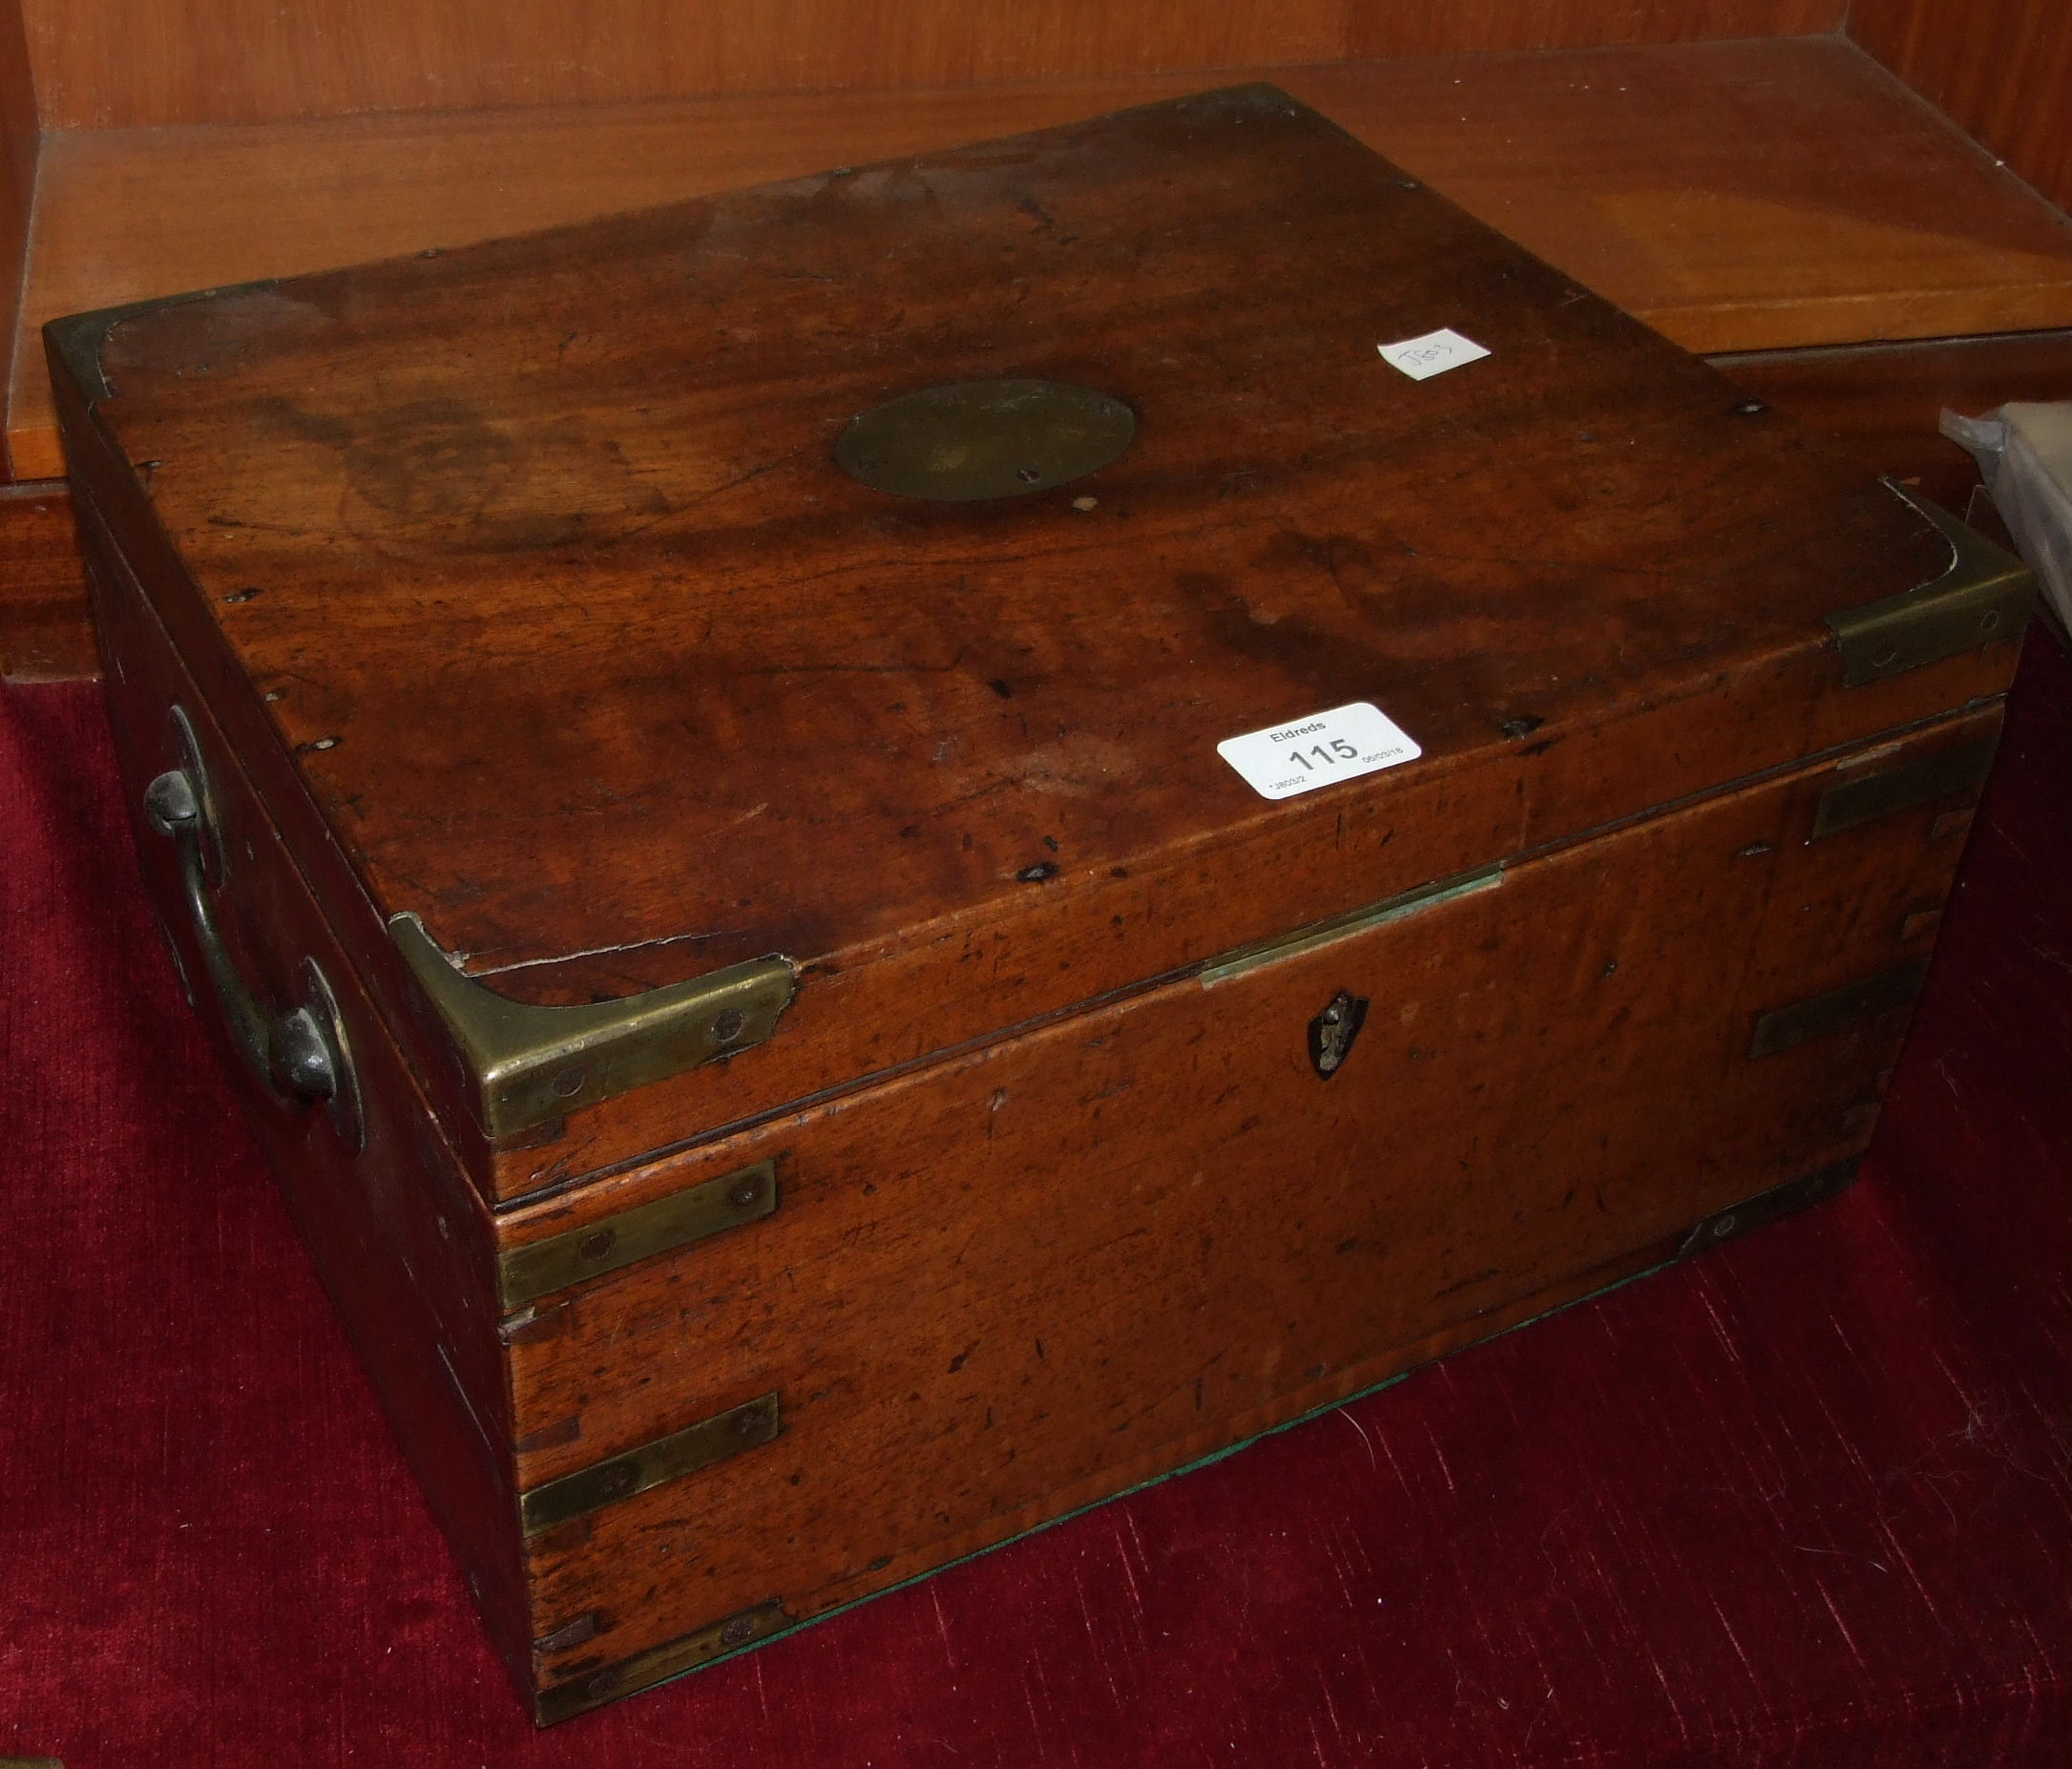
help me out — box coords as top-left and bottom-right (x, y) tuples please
(1713, 328), (2072, 512)
(1345, 0), (1840, 59)
(1290, 41), (2072, 353)
(16, 0), (1343, 127)
(11, 38), (2067, 481)
(505, 710), (1994, 1698)
(56, 76), (2034, 1722)
(0, 0), (36, 474)
(85, 486), (535, 1697)
(22, 323), (2059, 680)
(80, 426), (2011, 1712)
(0, 480), (91, 678)
(16, 0), (1843, 131)
(1850, 0), (2072, 216)
(61, 84), (2037, 1200)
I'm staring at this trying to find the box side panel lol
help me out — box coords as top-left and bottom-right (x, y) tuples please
(81, 499), (534, 1689)
(46, 338), (540, 1205)
(501, 704), (1999, 1705)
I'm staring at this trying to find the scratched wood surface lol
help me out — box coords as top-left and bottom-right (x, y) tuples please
(7, 628), (2065, 1758)
(14, 37), (2071, 481)
(1711, 328), (2072, 513)
(492, 710), (2001, 1703)
(82, 509), (535, 1687)
(34, 80), (2050, 1728)
(61, 82), (2033, 1203)
(71, 444), (2015, 1714)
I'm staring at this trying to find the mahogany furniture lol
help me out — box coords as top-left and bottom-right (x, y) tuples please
(13, 628), (2069, 1768)
(48, 86), (2034, 1719)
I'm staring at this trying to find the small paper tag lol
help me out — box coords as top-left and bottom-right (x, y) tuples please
(1217, 702), (1422, 802)
(1377, 327), (1491, 381)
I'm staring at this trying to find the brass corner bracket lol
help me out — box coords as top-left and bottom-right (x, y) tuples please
(1825, 481), (2036, 687)
(388, 913), (796, 1139)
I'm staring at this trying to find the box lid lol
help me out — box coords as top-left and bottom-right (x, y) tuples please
(48, 85), (2026, 1204)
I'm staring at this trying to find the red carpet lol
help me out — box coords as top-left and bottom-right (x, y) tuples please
(2, 634), (2067, 1768)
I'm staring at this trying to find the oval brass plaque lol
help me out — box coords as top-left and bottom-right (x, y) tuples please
(836, 379), (1135, 502)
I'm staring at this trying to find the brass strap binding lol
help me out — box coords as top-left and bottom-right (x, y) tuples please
(534, 1601), (791, 1725)
(1810, 735), (1998, 839)
(1747, 958), (1932, 1060)
(497, 1159), (780, 1310)
(519, 1393), (782, 1535)
(1680, 1159), (1861, 1256)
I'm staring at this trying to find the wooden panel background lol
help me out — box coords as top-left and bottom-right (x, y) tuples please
(1344, 0), (1839, 59)
(1850, 0), (2072, 214)
(0, 0), (37, 452)
(19, 0), (1841, 129)
(1711, 329), (2072, 510)
(0, 481), (91, 678)
(14, 38), (2068, 486)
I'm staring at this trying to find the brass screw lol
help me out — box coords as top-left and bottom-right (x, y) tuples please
(728, 1174), (764, 1209)
(711, 1008), (746, 1043)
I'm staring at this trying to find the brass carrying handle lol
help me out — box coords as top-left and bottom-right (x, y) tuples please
(144, 707), (363, 1148)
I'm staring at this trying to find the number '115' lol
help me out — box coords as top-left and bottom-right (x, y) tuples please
(1289, 739), (1358, 769)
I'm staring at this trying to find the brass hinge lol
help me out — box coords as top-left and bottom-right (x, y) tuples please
(1825, 483), (2034, 687)
(389, 913), (796, 1139)
(534, 1599), (791, 1724)
(519, 1393), (781, 1536)
(1748, 958), (1931, 1060)
(498, 1159), (778, 1310)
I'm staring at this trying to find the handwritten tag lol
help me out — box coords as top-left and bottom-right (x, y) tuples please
(1377, 327), (1491, 381)
(1217, 702), (1422, 802)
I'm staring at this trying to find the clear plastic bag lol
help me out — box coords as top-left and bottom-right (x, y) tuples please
(1940, 402), (2072, 636)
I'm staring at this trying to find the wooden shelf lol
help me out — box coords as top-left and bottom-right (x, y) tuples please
(7, 34), (2070, 480)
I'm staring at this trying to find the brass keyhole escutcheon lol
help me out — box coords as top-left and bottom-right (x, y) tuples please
(836, 379), (1135, 502)
(1308, 989), (1370, 1079)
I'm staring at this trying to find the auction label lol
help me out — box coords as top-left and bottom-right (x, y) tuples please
(1216, 703), (1421, 801)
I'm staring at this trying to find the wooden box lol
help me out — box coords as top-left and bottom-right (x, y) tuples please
(47, 86), (2032, 1722)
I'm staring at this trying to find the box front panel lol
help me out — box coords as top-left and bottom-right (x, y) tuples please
(503, 705), (1998, 1711)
